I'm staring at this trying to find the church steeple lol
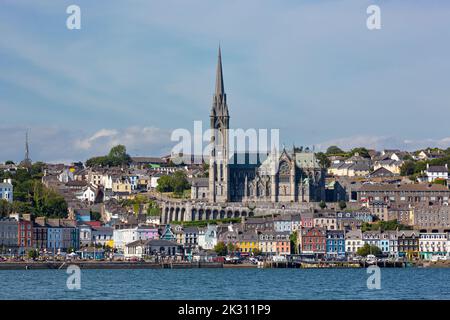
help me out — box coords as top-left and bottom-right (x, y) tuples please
(211, 46), (228, 117)
(20, 130), (32, 169)
(209, 46), (230, 203)
(215, 46), (225, 96)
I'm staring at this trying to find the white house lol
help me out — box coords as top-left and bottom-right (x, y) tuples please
(58, 169), (74, 183)
(150, 173), (163, 189)
(198, 225), (218, 250)
(113, 226), (159, 252)
(425, 164), (448, 182)
(77, 185), (97, 203)
(345, 230), (364, 256)
(0, 179), (13, 203)
(419, 233), (449, 260)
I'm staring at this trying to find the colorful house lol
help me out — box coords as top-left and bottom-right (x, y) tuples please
(326, 230), (345, 258)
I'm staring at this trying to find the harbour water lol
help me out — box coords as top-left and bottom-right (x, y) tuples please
(1, 268), (449, 300)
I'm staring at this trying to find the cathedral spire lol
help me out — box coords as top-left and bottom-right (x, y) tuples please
(215, 46), (225, 96)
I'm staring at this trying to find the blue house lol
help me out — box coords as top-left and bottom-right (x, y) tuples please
(326, 230), (345, 258)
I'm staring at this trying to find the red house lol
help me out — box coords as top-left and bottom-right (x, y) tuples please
(300, 227), (326, 257)
(18, 219), (33, 252)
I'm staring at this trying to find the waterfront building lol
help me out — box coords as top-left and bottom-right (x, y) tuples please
(33, 219), (48, 251)
(299, 227), (326, 258)
(385, 230), (399, 257)
(125, 239), (183, 258)
(0, 218), (18, 254)
(113, 225), (159, 251)
(345, 230), (364, 256)
(160, 224), (176, 242)
(326, 230), (345, 258)
(0, 178), (13, 203)
(419, 233), (449, 260)
(238, 231), (259, 254)
(46, 219), (79, 253)
(258, 231), (290, 256)
(181, 226), (199, 255)
(197, 224), (218, 250)
(92, 226), (114, 247)
(397, 230), (420, 259)
(78, 224), (93, 247)
(18, 218), (33, 254)
(76, 247), (105, 260)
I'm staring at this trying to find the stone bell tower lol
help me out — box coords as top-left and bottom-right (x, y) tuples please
(209, 47), (230, 203)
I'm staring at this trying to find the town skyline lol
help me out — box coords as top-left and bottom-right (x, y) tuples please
(1, 1), (450, 163)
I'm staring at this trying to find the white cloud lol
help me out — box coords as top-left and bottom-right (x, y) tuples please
(0, 126), (172, 164)
(75, 129), (119, 150)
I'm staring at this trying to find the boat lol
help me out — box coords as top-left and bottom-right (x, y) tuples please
(365, 254), (377, 265)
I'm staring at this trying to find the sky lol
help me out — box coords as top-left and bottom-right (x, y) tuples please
(1, 0), (450, 163)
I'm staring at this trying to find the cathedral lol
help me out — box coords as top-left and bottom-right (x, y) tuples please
(195, 47), (326, 204)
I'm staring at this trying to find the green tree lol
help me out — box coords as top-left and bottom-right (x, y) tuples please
(400, 160), (417, 177)
(0, 199), (12, 217)
(86, 156), (110, 168)
(338, 200), (347, 210)
(27, 249), (38, 260)
(156, 175), (173, 193)
(171, 171), (190, 196)
(350, 147), (370, 158)
(319, 200), (327, 209)
(108, 145), (131, 166)
(315, 152), (331, 169)
(357, 243), (382, 257)
(214, 241), (227, 256)
(227, 242), (237, 254)
(252, 248), (262, 256)
(326, 146), (344, 155)
(147, 201), (161, 216)
(5, 160), (15, 165)
(289, 232), (298, 254)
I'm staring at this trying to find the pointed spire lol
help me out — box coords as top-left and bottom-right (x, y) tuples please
(25, 130), (30, 161)
(215, 45), (225, 96)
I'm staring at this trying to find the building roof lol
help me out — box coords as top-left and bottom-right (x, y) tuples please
(427, 165), (448, 173)
(131, 157), (165, 164)
(369, 167), (395, 178)
(358, 183), (450, 192)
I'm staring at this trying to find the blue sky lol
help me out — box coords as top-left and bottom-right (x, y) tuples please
(1, 0), (450, 163)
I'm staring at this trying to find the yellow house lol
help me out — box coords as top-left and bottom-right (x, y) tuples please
(238, 233), (259, 253)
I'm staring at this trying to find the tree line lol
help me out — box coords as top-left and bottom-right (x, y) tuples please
(0, 164), (68, 218)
